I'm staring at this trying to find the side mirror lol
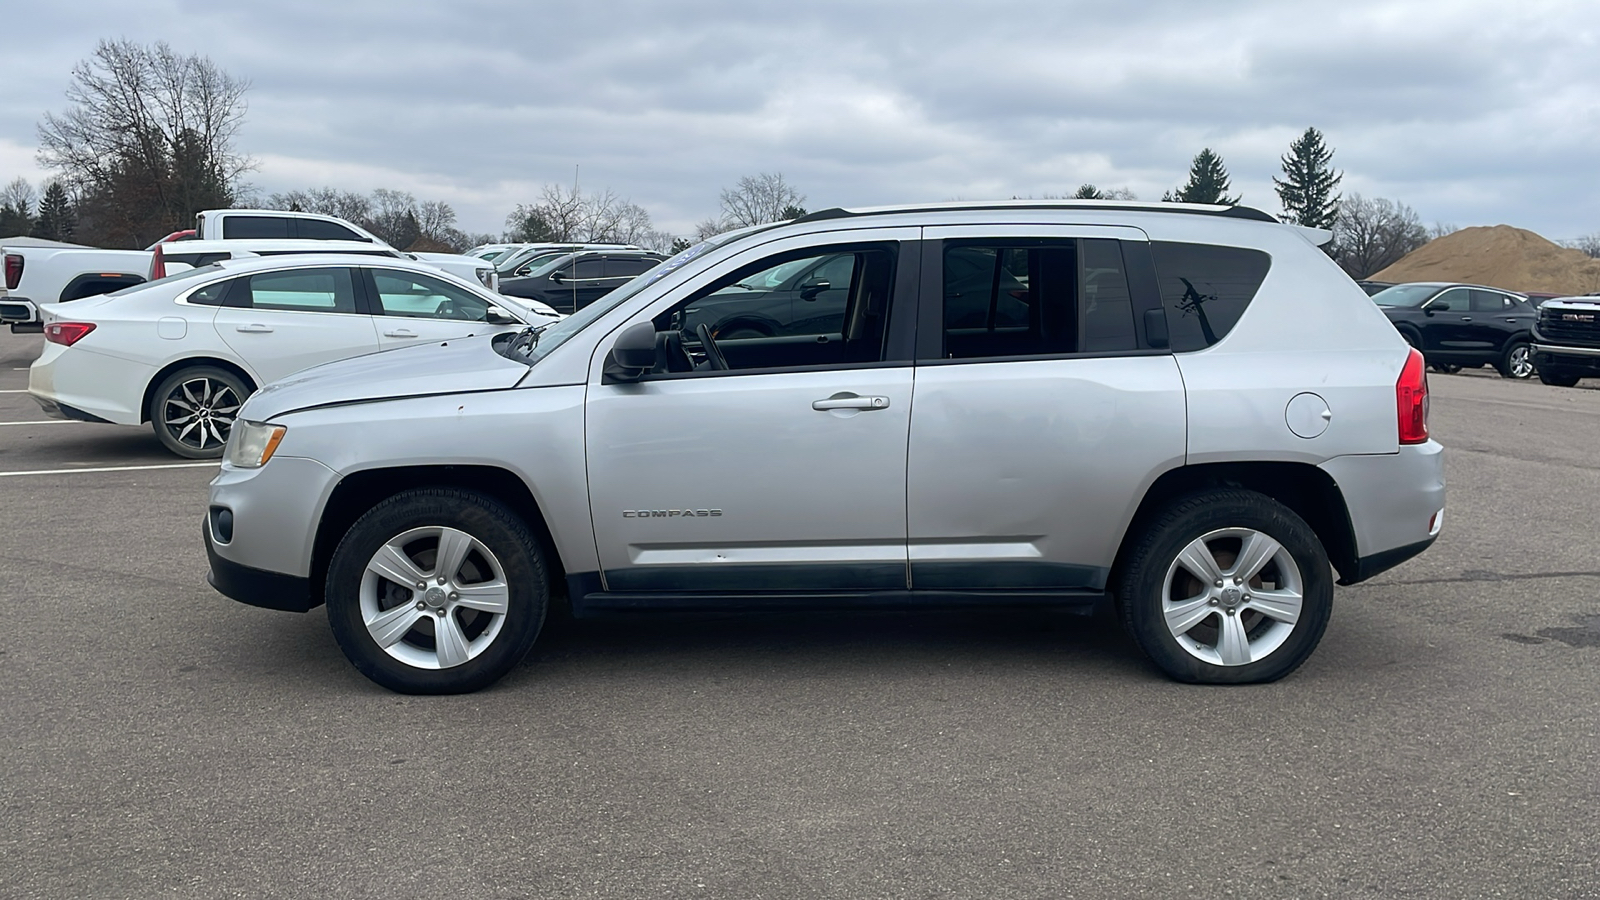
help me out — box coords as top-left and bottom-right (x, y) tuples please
(1142, 308), (1169, 349)
(1422, 298), (1448, 313)
(603, 322), (658, 382)
(799, 280), (830, 301)
(485, 305), (517, 325)
(549, 271), (566, 284)
(514, 265), (531, 277)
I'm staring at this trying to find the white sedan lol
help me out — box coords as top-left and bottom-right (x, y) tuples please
(29, 254), (558, 458)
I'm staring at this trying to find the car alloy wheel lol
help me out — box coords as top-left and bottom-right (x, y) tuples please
(359, 525), (510, 670)
(326, 488), (548, 694)
(1117, 489), (1333, 684)
(1160, 528), (1303, 667)
(150, 366), (250, 459)
(1504, 342), (1535, 379)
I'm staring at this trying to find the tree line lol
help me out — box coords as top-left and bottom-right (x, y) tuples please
(4, 38), (1498, 278)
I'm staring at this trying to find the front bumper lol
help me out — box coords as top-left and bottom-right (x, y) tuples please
(1532, 342), (1600, 373)
(204, 521), (316, 612)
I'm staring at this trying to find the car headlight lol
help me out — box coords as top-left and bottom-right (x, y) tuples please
(227, 420), (287, 468)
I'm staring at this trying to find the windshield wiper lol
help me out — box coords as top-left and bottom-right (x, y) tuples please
(511, 323), (552, 357)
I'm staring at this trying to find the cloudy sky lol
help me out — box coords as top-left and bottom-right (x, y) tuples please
(2, 0), (1597, 241)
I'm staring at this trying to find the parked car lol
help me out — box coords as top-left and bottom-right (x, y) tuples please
(498, 249), (666, 314)
(202, 200), (1444, 694)
(1530, 296), (1600, 386)
(494, 243), (641, 278)
(1355, 280), (1396, 296)
(1370, 282), (1537, 378)
(28, 255), (553, 458)
(1519, 291), (1566, 308)
(465, 243), (527, 262)
(193, 209), (381, 243)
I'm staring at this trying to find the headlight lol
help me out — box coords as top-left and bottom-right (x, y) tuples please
(227, 420), (287, 468)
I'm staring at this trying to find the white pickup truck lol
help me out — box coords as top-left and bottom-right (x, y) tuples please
(1, 243), (150, 332)
(3, 210), (497, 333)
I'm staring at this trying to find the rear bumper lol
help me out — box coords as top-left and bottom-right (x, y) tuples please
(31, 394), (112, 423)
(1320, 441), (1446, 585)
(0, 297), (37, 323)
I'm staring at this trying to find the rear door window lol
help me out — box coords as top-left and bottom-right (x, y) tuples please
(1150, 242), (1271, 351)
(938, 238), (1138, 359)
(222, 216), (293, 239)
(239, 268), (359, 313)
(296, 218), (366, 241)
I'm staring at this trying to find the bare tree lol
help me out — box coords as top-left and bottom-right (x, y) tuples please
(267, 187), (372, 224)
(37, 39), (253, 245)
(1561, 234), (1600, 259)
(718, 172), (806, 228)
(693, 216), (727, 242)
(1330, 194), (1429, 279)
(507, 183), (661, 245)
(1, 177), (37, 216)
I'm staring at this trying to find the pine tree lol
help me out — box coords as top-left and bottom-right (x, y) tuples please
(1073, 184), (1105, 199)
(1274, 127), (1341, 229)
(31, 182), (76, 241)
(1168, 148), (1238, 205)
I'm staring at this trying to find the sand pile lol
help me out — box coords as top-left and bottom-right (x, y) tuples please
(1372, 225), (1600, 295)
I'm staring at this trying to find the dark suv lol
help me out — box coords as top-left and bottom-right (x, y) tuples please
(1370, 282), (1537, 378)
(499, 249), (666, 314)
(1531, 297), (1600, 386)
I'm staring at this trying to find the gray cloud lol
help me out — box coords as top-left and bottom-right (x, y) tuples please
(2, 0), (1598, 239)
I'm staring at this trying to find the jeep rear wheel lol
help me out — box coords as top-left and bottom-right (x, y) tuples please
(1117, 490), (1333, 684)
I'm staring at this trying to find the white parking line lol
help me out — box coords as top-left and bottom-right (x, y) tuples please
(0, 389), (29, 393)
(0, 420), (77, 426)
(0, 462), (217, 478)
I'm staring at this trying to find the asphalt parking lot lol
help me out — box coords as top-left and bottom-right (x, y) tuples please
(2, 332), (1597, 900)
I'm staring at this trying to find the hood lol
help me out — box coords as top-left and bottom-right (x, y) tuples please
(243, 333), (530, 420)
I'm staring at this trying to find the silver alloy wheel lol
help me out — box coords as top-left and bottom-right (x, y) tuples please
(162, 376), (241, 452)
(1508, 344), (1534, 378)
(1161, 527), (1304, 667)
(358, 526), (510, 670)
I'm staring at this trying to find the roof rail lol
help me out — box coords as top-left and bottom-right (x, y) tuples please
(792, 201), (1279, 225)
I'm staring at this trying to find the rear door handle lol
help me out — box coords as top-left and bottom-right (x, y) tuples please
(1461, 316), (1474, 321)
(383, 329), (419, 338)
(235, 324), (273, 333)
(812, 393), (890, 411)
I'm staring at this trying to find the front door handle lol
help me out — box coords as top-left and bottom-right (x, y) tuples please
(235, 324), (273, 333)
(383, 329), (419, 338)
(812, 393), (890, 411)
(1461, 316), (1474, 322)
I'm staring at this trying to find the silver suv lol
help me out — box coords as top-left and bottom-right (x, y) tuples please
(204, 202), (1445, 694)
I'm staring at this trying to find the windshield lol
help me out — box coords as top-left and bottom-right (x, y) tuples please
(106, 263), (224, 297)
(515, 237), (726, 364)
(1371, 284), (1444, 307)
(497, 245), (563, 274)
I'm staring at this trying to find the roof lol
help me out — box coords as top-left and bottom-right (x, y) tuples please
(794, 199), (1279, 224)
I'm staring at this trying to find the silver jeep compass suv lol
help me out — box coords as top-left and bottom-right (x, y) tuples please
(204, 201), (1444, 694)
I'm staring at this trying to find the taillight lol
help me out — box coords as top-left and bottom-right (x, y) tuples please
(1396, 347), (1429, 445)
(149, 243), (167, 281)
(4, 253), (22, 290)
(45, 322), (96, 346)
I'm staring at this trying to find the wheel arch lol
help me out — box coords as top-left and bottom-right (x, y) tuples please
(1111, 461), (1360, 589)
(712, 314), (780, 337)
(59, 273), (145, 302)
(140, 357), (259, 424)
(309, 465), (565, 611)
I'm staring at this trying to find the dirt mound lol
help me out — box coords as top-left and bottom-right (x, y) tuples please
(1372, 225), (1600, 295)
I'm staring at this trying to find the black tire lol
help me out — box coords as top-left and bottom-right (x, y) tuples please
(1498, 340), (1534, 379)
(325, 488), (548, 694)
(1428, 363), (1461, 375)
(1117, 490), (1333, 684)
(149, 365), (251, 459)
(1538, 369), (1581, 387)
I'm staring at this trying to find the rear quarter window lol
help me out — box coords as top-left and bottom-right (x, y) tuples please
(1151, 242), (1271, 351)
